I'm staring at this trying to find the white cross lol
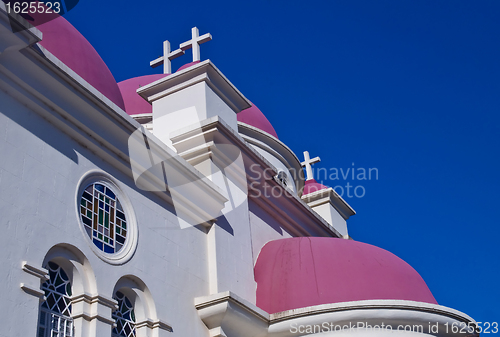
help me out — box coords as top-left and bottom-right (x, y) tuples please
(150, 40), (185, 74)
(180, 27), (212, 62)
(301, 151), (321, 181)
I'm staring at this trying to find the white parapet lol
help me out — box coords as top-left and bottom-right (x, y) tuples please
(137, 60), (251, 150)
(301, 188), (356, 238)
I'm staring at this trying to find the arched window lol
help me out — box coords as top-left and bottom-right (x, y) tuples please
(112, 291), (136, 337)
(276, 170), (289, 187)
(37, 261), (74, 337)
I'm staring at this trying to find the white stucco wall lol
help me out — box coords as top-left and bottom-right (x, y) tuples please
(0, 89), (213, 337)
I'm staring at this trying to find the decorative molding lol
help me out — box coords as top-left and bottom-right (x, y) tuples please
(22, 261), (48, 281)
(20, 283), (45, 298)
(136, 319), (173, 332)
(20, 262), (48, 298)
(171, 116), (340, 238)
(71, 292), (118, 310)
(238, 122), (305, 195)
(301, 187), (356, 220)
(137, 60), (251, 113)
(195, 291), (269, 337)
(70, 292), (117, 325)
(196, 292), (478, 337)
(268, 299), (476, 324)
(71, 311), (115, 325)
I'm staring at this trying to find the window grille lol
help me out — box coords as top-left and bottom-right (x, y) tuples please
(37, 262), (74, 337)
(79, 183), (128, 254)
(112, 291), (136, 337)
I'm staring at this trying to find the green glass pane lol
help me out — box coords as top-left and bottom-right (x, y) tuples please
(98, 233), (103, 240)
(99, 194), (104, 201)
(80, 199), (86, 207)
(122, 222), (126, 229)
(104, 237), (109, 243)
(87, 210), (92, 218)
(99, 209), (103, 225)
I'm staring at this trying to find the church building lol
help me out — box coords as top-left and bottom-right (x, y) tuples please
(0, 6), (478, 337)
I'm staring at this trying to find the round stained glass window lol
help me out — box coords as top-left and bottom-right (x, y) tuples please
(79, 183), (128, 254)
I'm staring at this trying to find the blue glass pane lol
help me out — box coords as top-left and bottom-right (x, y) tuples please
(93, 239), (103, 250)
(104, 244), (114, 254)
(116, 211), (125, 220)
(82, 191), (93, 202)
(95, 184), (105, 192)
(82, 216), (92, 226)
(105, 188), (116, 199)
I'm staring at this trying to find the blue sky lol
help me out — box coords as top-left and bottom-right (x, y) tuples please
(63, 0), (499, 322)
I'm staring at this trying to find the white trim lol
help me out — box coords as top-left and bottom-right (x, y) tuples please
(238, 122), (305, 195)
(137, 59), (251, 113)
(170, 116), (341, 238)
(22, 261), (49, 281)
(195, 292), (478, 337)
(301, 187), (356, 220)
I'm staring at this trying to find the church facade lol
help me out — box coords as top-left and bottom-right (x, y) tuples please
(0, 6), (478, 337)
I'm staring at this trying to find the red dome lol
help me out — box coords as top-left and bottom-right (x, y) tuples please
(238, 103), (278, 139)
(118, 74), (169, 115)
(254, 237), (437, 314)
(302, 179), (328, 195)
(36, 16), (125, 109)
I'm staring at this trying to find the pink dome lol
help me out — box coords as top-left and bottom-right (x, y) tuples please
(302, 179), (328, 195)
(118, 74), (169, 115)
(254, 237), (437, 314)
(176, 61), (201, 72)
(36, 16), (125, 109)
(238, 103), (278, 139)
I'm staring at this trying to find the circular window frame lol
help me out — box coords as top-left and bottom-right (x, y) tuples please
(76, 171), (138, 265)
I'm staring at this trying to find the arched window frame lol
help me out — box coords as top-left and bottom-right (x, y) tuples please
(112, 291), (137, 337)
(112, 276), (172, 337)
(37, 261), (75, 337)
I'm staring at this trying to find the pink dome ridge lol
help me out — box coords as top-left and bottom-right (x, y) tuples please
(255, 237), (437, 314)
(302, 179), (328, 195)
(237, 102), (278, 139)
(176, 61), (201, 72)
(118, 74), (169, 115)
(36, 16), (125, 110)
